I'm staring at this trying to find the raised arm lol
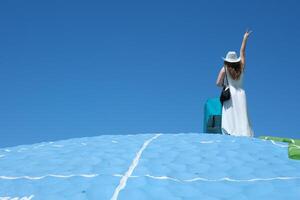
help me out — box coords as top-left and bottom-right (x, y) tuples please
(240, 30), (252, 69)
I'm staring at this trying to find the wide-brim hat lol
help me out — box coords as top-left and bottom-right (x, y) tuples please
(222, 51), (241, 63)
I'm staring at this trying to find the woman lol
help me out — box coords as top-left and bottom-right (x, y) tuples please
(216, 30), (254, 137)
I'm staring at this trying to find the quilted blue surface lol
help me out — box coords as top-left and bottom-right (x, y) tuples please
(0, 133), (299, 200)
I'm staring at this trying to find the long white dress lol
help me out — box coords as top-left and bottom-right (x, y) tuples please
(221, 67), (254, 137)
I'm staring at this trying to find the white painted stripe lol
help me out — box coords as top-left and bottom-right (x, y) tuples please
(270, 140), (288, 148)
(0, 174), (98, 180)
(110, 134), (161, 200)
(184, 176), (300, 182)
(141, 175), (300, 183)
(113, 174), (139, 178)
(199, 139), (228, 144)
(145, 175), (181, 182)
(0, 195), (34, 200)
(200, 141), (214, 144)
(113, 174), (123, 177)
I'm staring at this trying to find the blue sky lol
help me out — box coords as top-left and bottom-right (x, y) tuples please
(1, 0), (300, 147)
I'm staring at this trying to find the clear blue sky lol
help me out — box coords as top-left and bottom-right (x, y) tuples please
(1, 0), (300, 147)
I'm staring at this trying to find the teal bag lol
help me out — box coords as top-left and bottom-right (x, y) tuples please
(203, 98), (222, 133)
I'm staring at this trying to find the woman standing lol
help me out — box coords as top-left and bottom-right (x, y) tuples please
(216, 30), (254, 137)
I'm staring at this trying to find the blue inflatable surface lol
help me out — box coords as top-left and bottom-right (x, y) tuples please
(0, 133), (300, 200)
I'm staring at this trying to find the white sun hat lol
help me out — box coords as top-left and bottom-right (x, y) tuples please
(222, 51), (241, 63)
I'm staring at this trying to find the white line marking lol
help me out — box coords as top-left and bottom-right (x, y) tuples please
(145, 175), (181, 182)
(270, 140), (288, 148)
(140, 175), (300, 183)
(110, 134), (161, 200)
(113, 174), (139, 178)
(184, 176), (300, 182)
(200, 141), (214, 144)
(0, 174), (98, 180)
(0, 195), (34, 200)
(113, 174), (124, 177)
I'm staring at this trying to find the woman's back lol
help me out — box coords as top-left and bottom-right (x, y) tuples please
(225, 68), (244, 89)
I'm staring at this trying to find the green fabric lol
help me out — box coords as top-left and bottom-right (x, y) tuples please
(203, 98), (222, 133)
(259, 136), (300, 160)
(289, 144), (300, 160)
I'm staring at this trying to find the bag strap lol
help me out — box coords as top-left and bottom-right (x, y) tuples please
(224, 66), (229, 86)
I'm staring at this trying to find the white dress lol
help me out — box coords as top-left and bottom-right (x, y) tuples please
(221, 68), (254, 137)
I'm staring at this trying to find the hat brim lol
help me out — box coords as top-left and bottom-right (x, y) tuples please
(222, 57), (241, 63)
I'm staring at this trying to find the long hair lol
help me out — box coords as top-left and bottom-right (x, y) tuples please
(224, 61), (242, 80)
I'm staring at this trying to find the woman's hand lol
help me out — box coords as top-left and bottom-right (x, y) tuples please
(243, 29), (252, 40)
